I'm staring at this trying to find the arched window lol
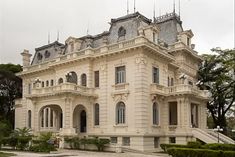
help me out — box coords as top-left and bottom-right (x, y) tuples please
(94, 103), (99, 125)
(118, 27), (126, 38)
(116, 102), (125, 124)
(50, 80), (54, 86)
(81, 73), (87, 86)
(66, 71), (77, 84)
(46, 80), (49, 87)
(41, 81), (44, 88)
(58, 78), (63, 84)
(28, 110), (32, 128)
(41, 109), (44, 127)
(44, 50), (50, 58)
(37, 53), (43, 60)
(153, 102), (159, 125)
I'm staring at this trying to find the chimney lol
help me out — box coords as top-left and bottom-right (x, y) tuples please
(21, 49), (32, 66)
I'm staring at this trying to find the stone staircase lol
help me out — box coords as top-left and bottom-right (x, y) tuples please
(192, 128), (235, 144)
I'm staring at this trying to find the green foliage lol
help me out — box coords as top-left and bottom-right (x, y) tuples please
(2, 127), (32, 150)
(64, 136), (80, 149)
(0, 152), (16, 157)
(167, 147), (235, 157)
(198, 49), (235, 130)
(29, 132), (56, 153)
(187, 141), (202, 148)
(203, 143), (235, 151)
(90, 137), (110, 151)
(64, 136), (110, 151)
(0, 64), (22, 128)
(0, 64), (22, 73)
(0, 120), (12, 149)
(160, 144), (187, 152)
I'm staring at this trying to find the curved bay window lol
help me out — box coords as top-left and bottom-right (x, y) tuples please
(116, 102), (125, 124)
(94, 103), (99, 126)
(81, 73), (87, 86)
(153, 102), (159, 125)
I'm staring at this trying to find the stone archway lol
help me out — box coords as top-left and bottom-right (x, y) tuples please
(39, 105), (63, 132)
(73, 105), (87, 133)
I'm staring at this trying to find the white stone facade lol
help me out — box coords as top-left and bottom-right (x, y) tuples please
(15, 12), (210, 152)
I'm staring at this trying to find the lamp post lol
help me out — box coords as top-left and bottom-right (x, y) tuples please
(213, 125), (223, 143)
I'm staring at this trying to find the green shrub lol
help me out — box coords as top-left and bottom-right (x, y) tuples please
(16, 136), (31, 150)
(160, 144), (187, 152)
(203, 143), (235, 151)
(90, 137), (110, 151)
(29, 132), (56, 153)
(64, 136), (80, 149)
(187, 141), (202, 148)
(167, 148), (235, 157)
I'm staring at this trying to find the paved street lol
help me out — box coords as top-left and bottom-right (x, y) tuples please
(1, 150), (169, 157)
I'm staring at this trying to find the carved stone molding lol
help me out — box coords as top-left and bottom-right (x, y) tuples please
(111, 92), (129, 102)
(135, 55), (147, 65)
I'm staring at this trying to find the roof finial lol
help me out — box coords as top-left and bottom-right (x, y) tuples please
(127, 0), (129, 14)
(134, 0), (136, 13)
(178, 0), (181, 17)
(57, 30), (60, 41)
(87, 21), (89, 35)
(173, 0), (176, 13)
(48, 32), (50, 44)
(153, 0), (156, 21)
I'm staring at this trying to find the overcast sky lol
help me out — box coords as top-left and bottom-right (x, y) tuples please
(0, 0), (234, 65)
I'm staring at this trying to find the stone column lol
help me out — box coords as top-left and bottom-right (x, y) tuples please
(62, 97), (76, 135)
(134, 53), (149, 133)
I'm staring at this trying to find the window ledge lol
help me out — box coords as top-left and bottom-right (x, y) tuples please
(112, 83), (129, 87)
(152, 125), (161, 128)
(113, 124), (128, 128)
(93, 125), (100, 128)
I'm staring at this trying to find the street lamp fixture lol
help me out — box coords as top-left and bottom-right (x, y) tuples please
(213, 125), (223, 143)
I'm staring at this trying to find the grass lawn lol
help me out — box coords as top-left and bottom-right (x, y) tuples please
(0, 152), (15, 157)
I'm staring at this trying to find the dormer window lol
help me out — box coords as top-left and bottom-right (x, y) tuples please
(118, 27), (126, 40)
(37, 53), (43, 60)
(45, 50), (50, 58)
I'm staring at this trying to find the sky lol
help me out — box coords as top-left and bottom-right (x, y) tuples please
(0, 0), (234, 65)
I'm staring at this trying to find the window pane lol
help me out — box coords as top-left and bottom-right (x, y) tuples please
(153, 67), (159, 84)
(94, 71), (99, 87)
(94, 104), (99, 125)
(122, 137), (130, 146)
(116, 66), (126, 84)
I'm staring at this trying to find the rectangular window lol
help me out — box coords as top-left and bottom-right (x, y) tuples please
(169, 102), (178, 125)
(153, 32), (156, 43)
(122, 137), (130, 146)
(169, 137), (176, 143)
(94, 71), (99, 87)
(153, 67), (159, 84)
(41, 82), (44, 88)
(110, 137), (118, 144)
(187, 37), (190, 46)
(171, 78), (174, 86)
(28, 83), (32, 94)
(154, 137), (159, 148)
(50, 109), (53, 127)
(115, 66), (126, 84)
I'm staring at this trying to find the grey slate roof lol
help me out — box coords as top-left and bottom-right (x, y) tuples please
(31, 12), (183, 65)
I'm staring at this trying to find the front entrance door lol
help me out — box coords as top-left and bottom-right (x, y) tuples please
(80, 110), (86, 132)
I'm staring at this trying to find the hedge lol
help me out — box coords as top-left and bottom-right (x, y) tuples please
(64, 136), (110, 151)
(203, 143), (235, 151)
(167, 148), (235, 157)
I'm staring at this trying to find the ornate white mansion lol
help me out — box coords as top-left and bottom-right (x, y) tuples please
(15, 11), (234, 152)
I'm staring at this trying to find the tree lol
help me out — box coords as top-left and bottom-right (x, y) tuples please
(0, 64), (22, 128)
(198, 48), (235, 132)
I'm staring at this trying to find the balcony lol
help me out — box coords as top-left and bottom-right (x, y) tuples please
(150, 84), (209, 99)
(27, 82), (97, 98)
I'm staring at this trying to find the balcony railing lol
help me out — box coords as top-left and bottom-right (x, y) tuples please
(28, 82), (97, 98)
(150, 84), (209, 98)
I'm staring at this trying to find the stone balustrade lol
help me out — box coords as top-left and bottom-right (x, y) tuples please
(150, 84), (209, 98)
(28, 82), (97, 98)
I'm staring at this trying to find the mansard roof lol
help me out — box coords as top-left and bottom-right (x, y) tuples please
(30, 12), (184, 65)
(111, 12), (152, 24)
